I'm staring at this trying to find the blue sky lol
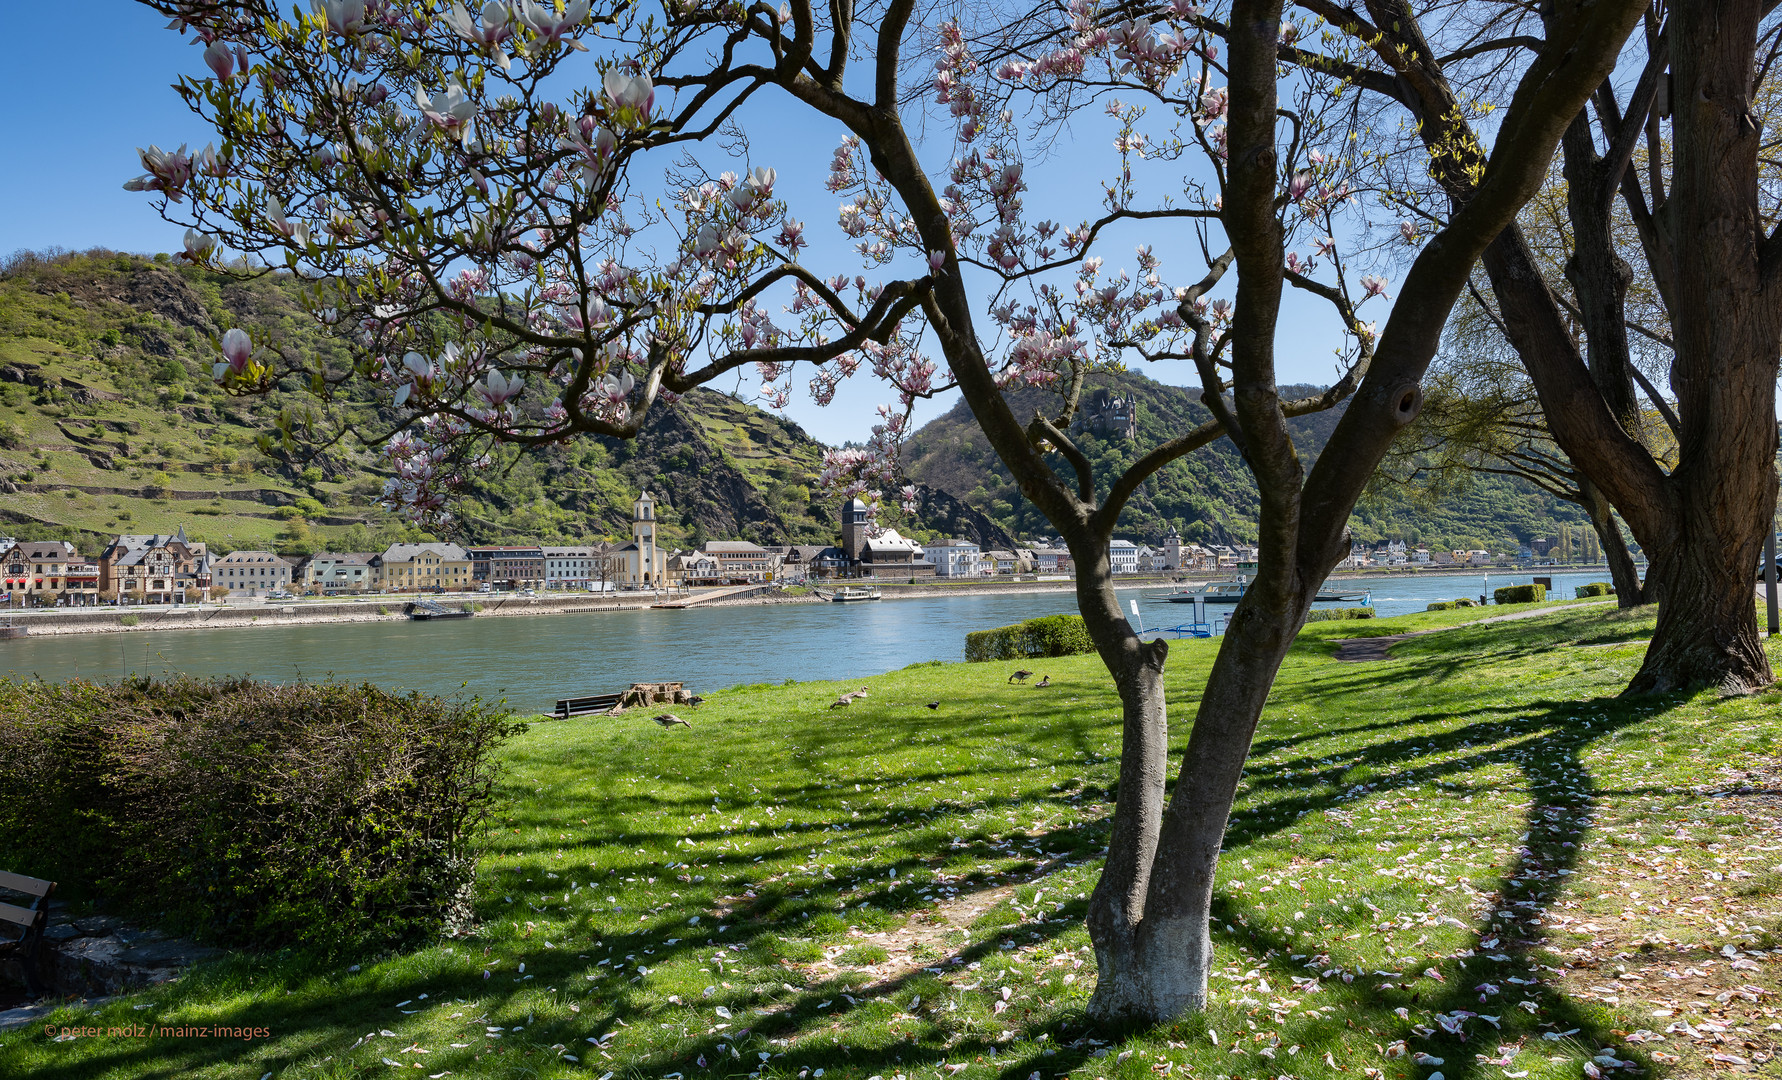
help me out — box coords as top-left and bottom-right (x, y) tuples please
(0, 5), (1359, 447)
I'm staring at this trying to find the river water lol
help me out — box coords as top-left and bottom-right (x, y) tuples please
(0, 571), (1611, 713)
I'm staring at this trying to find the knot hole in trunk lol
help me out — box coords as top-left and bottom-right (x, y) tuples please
(1392, 383), (1422, 427)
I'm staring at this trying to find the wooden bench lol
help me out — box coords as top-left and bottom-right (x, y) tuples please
(0, 870), (56, 997)
(553, 693), (622, 719)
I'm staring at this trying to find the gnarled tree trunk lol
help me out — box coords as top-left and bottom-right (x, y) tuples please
(1477, 2), (1778, 693)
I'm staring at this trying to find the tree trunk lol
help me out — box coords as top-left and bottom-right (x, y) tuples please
(1085, 588), (1305, 1023)
(1579, 477), (1643, 606)
(1628, 487), (1773, 694)
(1082, 644), (1179, 1022)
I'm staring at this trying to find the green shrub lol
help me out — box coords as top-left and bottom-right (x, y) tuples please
(964, 625), (1020, 662)
(1427, 598), (1481, 611)
(964, 614), (1096, 661)
(0, 676), (520, 954)
(1304, 607), (1377, 622)
(118, 614), (140, 626)
(1493, 583), (1547, 605)
(1023, 613), (1093, 656)
(1575, 582), (1614, 598)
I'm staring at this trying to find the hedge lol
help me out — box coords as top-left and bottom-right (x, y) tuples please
(1575, 582), (1615, 598)
(1426, 598), (1480, 611)
(1493, 583), (1548, 605)
(1304, 607), (1377, 622)
(966, 614), (1095, 661)
(0, 676), (520, 953)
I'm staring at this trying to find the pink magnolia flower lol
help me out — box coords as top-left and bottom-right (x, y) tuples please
(444, 1), (516, 69)
(602, 68), (654, 128)
(416, 82), (476, 141)
(213, 328), (253, 381)
(122, 143), (197, 201)
(311, 0), (367, 35)
(479, 369), (524, 407)
(521, 0), (592, 47)
(1288, 171), (1313, 201)
(1314, 235), (1337, 257)
(1398, 220), (1420, 244)
(181, 228), (216, 264)
(1360, 274), (1391, 300)
(202, 40), (235, 82)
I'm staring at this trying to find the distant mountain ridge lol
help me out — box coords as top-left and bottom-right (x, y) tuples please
(900, 367), (1594, 551)
(0, 250), (1589, 559)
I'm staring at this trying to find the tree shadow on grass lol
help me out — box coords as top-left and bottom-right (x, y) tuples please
(15, 652), (1689, 1080)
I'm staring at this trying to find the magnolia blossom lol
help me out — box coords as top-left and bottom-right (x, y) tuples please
(480, 369), (524, 407)
(1360, 274), (1391, 299)
(1288, 170), (1313, 201)
(602, 68), (655, 129)
(311, 0), (367, 35)
(597, 369), (635, 406)
(265, 195), (310, 246)
(521, 0), (592, 47)
(444, 1), (516, 69)
(213, 327), (254, 381)
(417, 83), (477, 141)
(202, 40), (236, 81)
(122, 143), (200, 201)
(394, 349), (444, 407)
(1398, 220), (1420, 244)
(181, 228), (217, 263)
(726, 166), (776, 213)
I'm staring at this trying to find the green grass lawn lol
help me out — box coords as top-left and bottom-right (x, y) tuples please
(8, 603), (1782, 1079)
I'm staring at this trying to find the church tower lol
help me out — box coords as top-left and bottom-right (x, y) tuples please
(632, 491), (659, 584)
(1164, 528), (1184, 571)
(840, 497), (870, 562)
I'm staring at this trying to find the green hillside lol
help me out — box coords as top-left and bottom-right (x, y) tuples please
(0, 250), (1588, 560)
(902, 368), (1596, 551)
(0, 250), (870, 555)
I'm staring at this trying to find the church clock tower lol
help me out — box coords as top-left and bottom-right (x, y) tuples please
(632, 491), (659, 584)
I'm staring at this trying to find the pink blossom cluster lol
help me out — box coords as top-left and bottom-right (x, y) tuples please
(933, 23), (983, 142)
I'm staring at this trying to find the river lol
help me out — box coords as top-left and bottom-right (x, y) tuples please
(0, 571), (1612, 713)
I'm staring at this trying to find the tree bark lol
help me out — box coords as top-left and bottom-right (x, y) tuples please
(1085, 587), (1307, 1021)
(1578, 476), (1643, 606)
(1631, 512), (1771, 692)
(1480, 2), (1779, 693)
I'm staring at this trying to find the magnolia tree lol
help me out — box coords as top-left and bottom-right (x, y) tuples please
(136, 0), (1640, 1023)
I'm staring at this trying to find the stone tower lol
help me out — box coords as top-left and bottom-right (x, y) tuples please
(840, 497), (870, 561)
(1164, 528), (1184, 571)
(632, 490), (659, 584)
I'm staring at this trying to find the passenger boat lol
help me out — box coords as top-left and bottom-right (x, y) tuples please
(824, 586), (883, 603)
(1152, 577), (1370, 604)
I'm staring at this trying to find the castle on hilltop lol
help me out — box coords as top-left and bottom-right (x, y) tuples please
(1072, 387), (1137, 440)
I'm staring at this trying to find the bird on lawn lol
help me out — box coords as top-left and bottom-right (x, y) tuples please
(926, 701), (940, 710)
(829, 687), (868, 709)
(687, 694), (705, 707)
(1034, 675), (1052, 688)
(1009, 669), (1034, 683)
(653, 712), (691, 728)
